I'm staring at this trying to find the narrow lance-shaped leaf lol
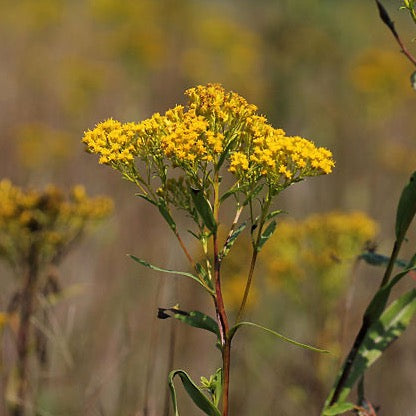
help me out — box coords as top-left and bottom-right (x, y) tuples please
(158, 202), (177, 231)
(358, 251), (407, 268)
(190, 188), (217, 233)
(256, 220), (277, 252)
(220, 222), (246, 259)
(395, 171), (416, 244)
(364, 266), (416, 323)
(129, 255), (213, 293)
(229, 321), (329, 353)
(324, 288), (416, 408)
(157, 307), (220, 339)
(168, 369), (221, 416)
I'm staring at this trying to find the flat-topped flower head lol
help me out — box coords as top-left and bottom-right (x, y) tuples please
(82, 84), (334, 202)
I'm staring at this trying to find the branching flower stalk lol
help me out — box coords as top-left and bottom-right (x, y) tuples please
(83, 83), (334, 415)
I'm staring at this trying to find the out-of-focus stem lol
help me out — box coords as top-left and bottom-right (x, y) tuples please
(13, 243), (39, 416)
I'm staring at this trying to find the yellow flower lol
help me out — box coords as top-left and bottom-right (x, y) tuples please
(82, 83), (334, 198)
(0, 180), (113, 270)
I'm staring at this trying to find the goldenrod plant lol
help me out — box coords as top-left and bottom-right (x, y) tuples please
(0, 180), (112, 416)
(83, 83), (334, 415)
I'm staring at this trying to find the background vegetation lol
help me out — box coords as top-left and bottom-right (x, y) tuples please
(0, 0), (415, 414)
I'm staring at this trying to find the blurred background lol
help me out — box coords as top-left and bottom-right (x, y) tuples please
(0, 0), (416, 414)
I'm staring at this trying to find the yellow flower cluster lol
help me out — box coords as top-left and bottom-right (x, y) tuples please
(0, 180), (113, 270)
(263, 211), (378, 298)
(82, 118), (140, 166)
(162, 106), (224, 165)
(83, 84), (334, 195)
(221, 211), (377, 311)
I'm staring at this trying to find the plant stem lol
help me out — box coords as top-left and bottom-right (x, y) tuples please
(13, 243), (39, 416)
(212, 173), (230, 416)
(236, 250), (258, 323)
(236, 193), (272, 323)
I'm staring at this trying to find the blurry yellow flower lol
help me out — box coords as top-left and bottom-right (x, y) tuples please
(0, 180), (113, 270)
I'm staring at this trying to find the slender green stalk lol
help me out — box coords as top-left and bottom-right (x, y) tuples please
(236, 193), (272, 323)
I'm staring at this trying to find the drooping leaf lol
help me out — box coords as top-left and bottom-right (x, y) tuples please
(190, 188), (217, 233)
(129, 255), (212, 292)
(395, 171), (416, 244)
(168, 369), (221, 416)
(322, 402), (355, 416)
(326, 288), (416, 406)
(229, 321), (329, 353)
(220, 222), (246, 259)
(158, 307), (220, 339)
(256, 220), (277, 252)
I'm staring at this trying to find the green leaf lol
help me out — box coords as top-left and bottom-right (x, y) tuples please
(129, 255), (212, 293)
(395, 171), (416, 244)
(322, 402), (355, 415)
(190, 188), (217, 233)
(158, 308), (220, 339)
(212, 368), (223, 407)
(411, 71), (416, 91)
(158, 203), (177, 231)
(219, 188), (239, 204)
(195, 263), (214, 290)
(256, 220), (277, 252)
(364, 266), (416, 323)
(242, 184), (264, 206)
(328, 288), (416, 405)
(229, 321), (329, 353)
(358, 251), (407, 268)
(168, 369), (221, 416)
(217, 139), (234, 170)
(220, 222), (246, 259)
(265, 210), (285, 221)
(135, 193), (157, 206)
